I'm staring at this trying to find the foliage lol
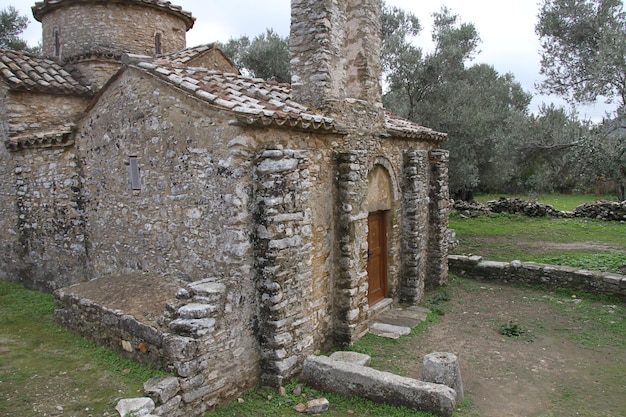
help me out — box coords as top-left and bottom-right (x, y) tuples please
(220, 29), (290, 83)
(536, 0), (626, 199)
(536, 0), (626, 109)
(0, 6), (40, 54)
(0, 281), (165, 416)
(498, 321), (527, 337)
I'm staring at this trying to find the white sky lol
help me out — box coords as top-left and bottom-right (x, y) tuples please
(8, 0), (616, 120)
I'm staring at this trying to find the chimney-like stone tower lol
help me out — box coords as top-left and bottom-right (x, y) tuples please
(290, 0), (384, 127)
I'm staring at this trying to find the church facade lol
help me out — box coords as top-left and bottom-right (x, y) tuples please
(0, 0), (450, 414)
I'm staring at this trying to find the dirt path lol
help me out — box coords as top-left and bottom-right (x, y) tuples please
(371, 279), (626, 417)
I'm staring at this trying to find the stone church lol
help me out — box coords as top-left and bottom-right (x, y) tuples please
(0, 0), (450, 414)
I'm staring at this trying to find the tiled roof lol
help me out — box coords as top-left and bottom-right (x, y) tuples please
(134, 61), (446, 141)
(32, 0), (195, 30)
(5, 124), (75, 151)
(161, 44), (216, 65)
(136, 61), (337, 132)
(384, 113), (447, 141)
(0, 49), (92, 96)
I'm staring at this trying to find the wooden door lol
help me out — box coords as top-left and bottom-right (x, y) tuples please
(367, 211), (388, 306)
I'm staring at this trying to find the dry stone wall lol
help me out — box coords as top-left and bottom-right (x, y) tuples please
(449, 255), (626, 300)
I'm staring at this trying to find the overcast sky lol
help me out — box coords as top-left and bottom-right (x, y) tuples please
(9, 0), (615, 120)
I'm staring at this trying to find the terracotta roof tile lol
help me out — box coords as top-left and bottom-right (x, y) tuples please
(5, 124), (75, 151)
(161, 44), (214, 65)
(132, 60), (445, 140)
(136, 61), (336, 132)
(384, 112), (447, 141)
(0, 49), (92, 96)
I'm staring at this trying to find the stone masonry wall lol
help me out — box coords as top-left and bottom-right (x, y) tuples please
(76, 68), (252, 282)
(0, 84), (16, 282)
(253, 146), (315, 387)
(2, 144), (88, 291)
(5, 91), (89, 136)
(400, 150), (430, 303)
(449, 255), (626, 300)
(40, 3), (188, 60)
(55, 275), (260, 417)
(334, 150), (370, 346)
(428, 150), (450, 287)
(290, 0), (346, 111)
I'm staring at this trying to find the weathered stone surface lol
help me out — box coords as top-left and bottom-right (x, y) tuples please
(306, 398), (330, 414)
(329, 351), (371, 366)
(115, 397), (155, 417)
(368, 322), (411, 339)
(422, 352), (464, 403)
(449, 255), (626, 300)
(301, 355), (456, 417)
(144, 376), (180, 404)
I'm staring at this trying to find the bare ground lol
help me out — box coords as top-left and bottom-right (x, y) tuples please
(373, 279), (626, 417)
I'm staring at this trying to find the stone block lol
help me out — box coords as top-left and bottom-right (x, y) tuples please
(422, 352), (464, 403)
(115, 397), (155, 417)
(301, 355), (456, 417)
(144, 376), (180, 404)
(329, 351), (371, 366)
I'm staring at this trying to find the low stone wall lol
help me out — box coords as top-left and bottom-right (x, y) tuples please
(453, 198), (626, 222)
(449, 255), (626, 300)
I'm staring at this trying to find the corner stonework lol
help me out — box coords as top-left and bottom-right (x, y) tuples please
(334, 150), (369, 346)
(253, 146), (315, 387)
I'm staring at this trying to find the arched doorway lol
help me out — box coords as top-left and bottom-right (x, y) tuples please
(366, 164), (393, 306)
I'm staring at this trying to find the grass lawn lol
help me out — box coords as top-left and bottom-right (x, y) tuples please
(0, 281), (165, 417)
(449, 212), (626, 273)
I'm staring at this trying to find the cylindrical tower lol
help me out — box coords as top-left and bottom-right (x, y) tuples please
(32, 0), (195, 60)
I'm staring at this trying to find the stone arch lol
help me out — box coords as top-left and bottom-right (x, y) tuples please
(366, 156), (399, 212)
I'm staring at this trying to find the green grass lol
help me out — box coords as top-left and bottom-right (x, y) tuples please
(0, 280), (166, 417)
(473, 193), (619, 211)
(449, 212), (626, 272)
(211, 381), (440, 417)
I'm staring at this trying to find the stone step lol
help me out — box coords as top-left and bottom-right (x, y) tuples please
(368, 322), (411, 339)
(369, 306), (431, 339)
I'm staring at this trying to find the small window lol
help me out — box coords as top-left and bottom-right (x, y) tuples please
(155, 33), (162, 55)
(54, 28), (60, 58)
(129, 156), (141, 190)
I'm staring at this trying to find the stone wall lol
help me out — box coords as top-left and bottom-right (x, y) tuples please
(76, 68), (253, 282)
(5, 91), (89, 136)
(55, 274), (260, 417)
(1, 143), (88, 291)
(454, 198), (626, 221)
(427, 150), (450, 287)
(253, 147), (315, 387)
(449, 255), (626, 300)
(39, 3), (189, 60)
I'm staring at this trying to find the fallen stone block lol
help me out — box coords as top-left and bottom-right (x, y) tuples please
(115, 397), (155, 417)
(301, 355), (456, 417)
(368, 322), (411, 339)
(306, 398), (330, 414)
